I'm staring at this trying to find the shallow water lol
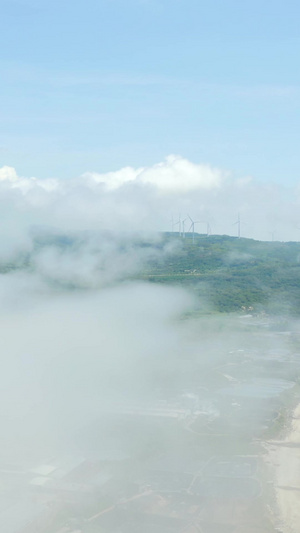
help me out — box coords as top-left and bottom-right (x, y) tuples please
(218, 377), (295, 399)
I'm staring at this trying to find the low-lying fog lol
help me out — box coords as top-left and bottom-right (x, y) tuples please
(0, 163), (299, 531)
(0, 275), (195, 454)
(0, 230), (299, 532)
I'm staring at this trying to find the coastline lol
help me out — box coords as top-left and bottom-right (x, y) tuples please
(266, 403), (300, 533)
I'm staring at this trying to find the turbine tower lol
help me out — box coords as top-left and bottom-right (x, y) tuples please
(270, 230), (276, 242)
(187, 214), (201, 244)
(182, 218), (188, 238)
(174, 214), (182, 236)
(233, 213), (241, 239)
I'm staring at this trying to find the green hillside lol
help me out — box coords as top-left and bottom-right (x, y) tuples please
(140, 233), (300, 315)
(2, 230), (300, 315)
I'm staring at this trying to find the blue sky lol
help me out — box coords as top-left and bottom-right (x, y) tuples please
(1, 0), (300, 183)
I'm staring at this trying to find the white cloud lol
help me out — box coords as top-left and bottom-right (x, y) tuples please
(0, 156), (299, 249)
(83, 165), (141, 190)
(83, 155), (226, 193)
(138, 155), (226, 192)
(0, 165), (18, 182)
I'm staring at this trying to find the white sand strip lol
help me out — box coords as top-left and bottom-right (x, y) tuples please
(267, 404), (300, 533)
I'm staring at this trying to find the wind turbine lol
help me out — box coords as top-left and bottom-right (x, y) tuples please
(174, 214), (182, 236)
(170, 214), (181, 235)
(269, 230), (276, 242)
(182, 218), (188, 238)
(187, 215), (201, 244)
(194, 220), (212, 237)
(233, 213), (241, 239)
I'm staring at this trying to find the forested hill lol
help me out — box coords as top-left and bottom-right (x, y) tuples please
(2, 230), (300, 315)
(141, 233), (300, 315)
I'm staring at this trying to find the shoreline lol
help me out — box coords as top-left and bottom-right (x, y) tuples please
(266, 403), (300, 533)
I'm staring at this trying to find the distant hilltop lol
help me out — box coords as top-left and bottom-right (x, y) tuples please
(138, 232), (300, 315)
(2, 228), (300, 316)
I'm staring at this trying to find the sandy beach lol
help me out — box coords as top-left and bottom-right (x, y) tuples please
(266, 404), (300, 533)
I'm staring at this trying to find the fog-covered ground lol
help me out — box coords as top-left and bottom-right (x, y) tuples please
(0, 228), (299, 532)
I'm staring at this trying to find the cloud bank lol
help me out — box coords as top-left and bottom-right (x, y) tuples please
(0, 274), (196, 456)
(83, 155), (226, 192)
(0, 154), (299, 263)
